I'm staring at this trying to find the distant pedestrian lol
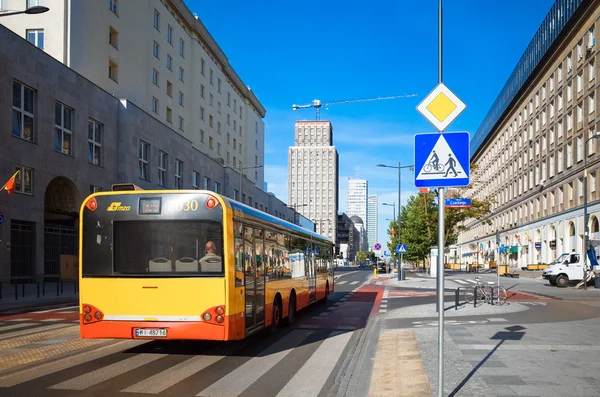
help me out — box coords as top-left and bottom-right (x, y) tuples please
(445, 154), (458, 177)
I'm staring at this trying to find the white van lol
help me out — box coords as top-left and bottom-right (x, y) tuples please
(542, 252), (585, 287)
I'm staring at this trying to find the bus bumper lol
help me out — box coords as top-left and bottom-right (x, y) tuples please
(80, 318), (228, 341)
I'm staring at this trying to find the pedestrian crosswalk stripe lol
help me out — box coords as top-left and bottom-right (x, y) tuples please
(276, 331), (353, 397)
(0, 340), (144, 388)
(336, 280), (348, 285)
(0, 323), (69, 341)
(33, 306), (78, 314)
(49, 353), (167, 390)
(196, 329), (313, 396)
(453, 279), (468, 285)
(0, 323), (37, 332)
(122, 354), (227, 394)
(6, 318), (32, 322)
(349, 281), (359, 285)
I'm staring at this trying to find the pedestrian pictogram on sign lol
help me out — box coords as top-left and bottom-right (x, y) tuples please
(414, 131), (470, 188)
(416, 83), (466, 131)
(396, 244), (407, 254)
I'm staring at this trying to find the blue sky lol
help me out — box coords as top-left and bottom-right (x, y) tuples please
(189, 0), (555, 250)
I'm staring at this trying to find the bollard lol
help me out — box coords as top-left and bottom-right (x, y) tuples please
(374, 267), (377, 278)
(455, 288), (459, 310)
(22, 282), (25, 298)
(37, 282), (40, 298)
(14, 283), (18, 300)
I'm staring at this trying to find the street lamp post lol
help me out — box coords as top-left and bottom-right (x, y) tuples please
(235, 165), (263, 202)
(0, 6), (50, 17)
(583, 132), (600, 290)
(378, 162), (414, 281)
(382, 202), (396, 220)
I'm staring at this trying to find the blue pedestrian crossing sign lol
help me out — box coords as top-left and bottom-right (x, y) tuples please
(414, 131), (470, 188)
(396, 244), (407, 254)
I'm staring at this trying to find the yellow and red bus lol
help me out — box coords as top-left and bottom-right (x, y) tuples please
(79, 186), (334, 340)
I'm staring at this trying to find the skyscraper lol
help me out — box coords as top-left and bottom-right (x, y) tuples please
(367, 195), (378, 250)
(288, 121), (339, 241)
(347, 178), (368, 251)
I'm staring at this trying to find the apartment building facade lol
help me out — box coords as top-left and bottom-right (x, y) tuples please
(0, 24), (294, 282)
(0, 0), (266, 189)
(288, 121), (339, 242)
(347, 178), (368, 238)
(460, 0), (600, 268)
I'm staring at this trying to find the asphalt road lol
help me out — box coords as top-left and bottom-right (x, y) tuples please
(0, 268), (373, 397)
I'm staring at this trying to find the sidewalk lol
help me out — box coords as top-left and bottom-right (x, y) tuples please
(0, 281), (78, 314)
(363, 271), (600, 396)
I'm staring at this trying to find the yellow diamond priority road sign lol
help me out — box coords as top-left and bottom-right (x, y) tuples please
(417, 83), (466, 131)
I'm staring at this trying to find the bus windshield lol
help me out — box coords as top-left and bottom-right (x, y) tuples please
(83, 219), (224, 277)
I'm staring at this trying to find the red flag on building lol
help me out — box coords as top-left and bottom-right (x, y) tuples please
(2, 170), (20, 194)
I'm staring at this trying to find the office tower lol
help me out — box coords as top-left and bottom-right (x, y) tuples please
(368, 194), (378, 250)
(288, 121), (339, 241)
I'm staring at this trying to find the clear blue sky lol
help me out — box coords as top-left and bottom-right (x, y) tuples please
(188, 0), (555, 251)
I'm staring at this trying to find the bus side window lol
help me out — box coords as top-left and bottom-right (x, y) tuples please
(234, 222), (244, 287)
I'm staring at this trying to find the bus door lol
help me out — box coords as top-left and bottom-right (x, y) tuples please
(307, 244), (317, 303)
(244, 226), (265, 333)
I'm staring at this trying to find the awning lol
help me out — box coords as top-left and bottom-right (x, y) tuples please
(509, 246), (518, 253)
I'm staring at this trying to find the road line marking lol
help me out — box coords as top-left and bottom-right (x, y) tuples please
(40, 319), (63, 322)
(122, 353), (230, 394)
(336, 281), (348, 285)
(0, 340), (146, 387)
(197, 330), (313, 396)
(0, 323), (37, 331)
(487, 318), (508, 322)
(276, 330), (354, 397)
(6, 318), (33, 322)
(33, 306), (78, 314)
(453, 279), (468, 285)
(49, 353), (167, 390)
(350, 281), (359, 285)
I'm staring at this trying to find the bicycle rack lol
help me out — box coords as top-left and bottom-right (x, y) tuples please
(455, 287), (478, 310)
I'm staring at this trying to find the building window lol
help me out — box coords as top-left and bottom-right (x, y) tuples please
(209, 93), (213, 106)
(178, 116), (184, 131)
(200, 84), (205, 98)
(88, 119), (103, 166)
(589, 60), (595, 83)
(166, 107), (172, 123)
(227, 92), (231, 106)
(217, 122), (221, 134)
(109, 60), (118, 82)
(12, 81), (34, 142)
(167, 25), (173, 44)
(204, 176), (211, 190)
(567, 111), (573, 131)
(577, 71), (583, 93)
(152, 97), (159, 114)
(139, 141), (149, 181)
(167, 54), (172, 71)
(152, 69), (159, 86)
(233, 138), (236, 149)
(26, 29), (44, 49)
(54, 102), (73, 155)
(174, 160), (183, 189)
(166, 81), (172, 97)
(179, 67), (184, 82)
(158, 151), (167, 187)
(209, 136), (214, 149)
(90, 185), (102, 194)
(178, 91), (184, 106)
(209, 115), (213, 128)
(589, 93), (595, 114)
(153, 9), (160, 31)
(109, 27), (118, 49)
(217, 78), (221, 93)
(192, 171), (200, 189)
(577, 136), (583, 162)
(217, 142), (221, 155)
(201, 58), (205, 75)
(153, 41), (159, 58)
(214, 181), (220, 193)
(210, 69), (214, 85)
(109, 0), (118, 15)
(200, 106), (205, 120)
(179, 38), (184, 57)
(14, 165), (33, 195)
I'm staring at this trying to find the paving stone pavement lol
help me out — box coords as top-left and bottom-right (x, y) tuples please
(414, 315), (600, 397)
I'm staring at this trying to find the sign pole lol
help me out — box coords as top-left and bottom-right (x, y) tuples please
(436, 1), (444, 396)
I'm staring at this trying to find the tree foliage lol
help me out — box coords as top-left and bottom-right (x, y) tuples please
(356, 250), (367, 263)
(385, 165), (494, 263)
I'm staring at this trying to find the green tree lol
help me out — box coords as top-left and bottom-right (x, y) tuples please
(356, 250), (367, 263)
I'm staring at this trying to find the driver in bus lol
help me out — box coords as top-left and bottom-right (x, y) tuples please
(200, 241), (222, 272)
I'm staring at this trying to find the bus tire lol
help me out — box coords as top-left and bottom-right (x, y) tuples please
(284, 293), (296, 326)
(320, 282), (329, 304)
(270, 297), (282, 334)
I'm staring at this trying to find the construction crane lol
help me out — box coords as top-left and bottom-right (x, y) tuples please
(292, 94), (418, 120)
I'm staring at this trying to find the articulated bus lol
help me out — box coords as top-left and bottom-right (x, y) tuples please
(79, 186), (334, 341)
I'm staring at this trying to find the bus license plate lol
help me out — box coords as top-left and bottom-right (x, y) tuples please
(135, 328), (167, 338)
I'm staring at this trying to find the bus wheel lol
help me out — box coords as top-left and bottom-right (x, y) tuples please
(285, 294), (296, 326)
(320, 283), (329, 304)
(270, 299), (282, 334)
